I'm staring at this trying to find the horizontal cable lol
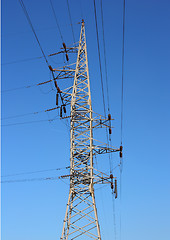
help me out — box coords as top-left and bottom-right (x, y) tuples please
(1, 106), (59, 120)
(1, 117), (59, 127)
(1, 53), (63, 66)
(1, 176), (61, 184)
(2, 166), (70, 178)
(1, 79), (53, 93)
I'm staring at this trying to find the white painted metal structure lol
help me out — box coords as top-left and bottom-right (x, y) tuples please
(55, 20), (120, 240)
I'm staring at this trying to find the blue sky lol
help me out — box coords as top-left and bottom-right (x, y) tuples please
(1, 0), (170, 240)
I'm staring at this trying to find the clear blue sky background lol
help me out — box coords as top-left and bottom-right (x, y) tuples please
(1, 0), (170, 240)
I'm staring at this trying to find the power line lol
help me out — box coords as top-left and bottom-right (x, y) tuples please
(100, 0), (110, 113)
(49, 0), (64, 42)
(93, 0), (113, 177)
(120, 1), (126, 240)
(2, 166), (70, 178)
(121, 0), (126, 146)
(18, 0), (64, 106)
(112, 193), (117, 240)
(66, 0), (75, 43)
(1, 117), (59, 127)
(1, 56), (62, 66)
(1, 106), (59, 120)
(93, 0), (106, 118)
(1, 85), (35, 93)
(1, 78), (54, 93)
(1, 111), (44, 120)
(100, 0), (114, 175)
(18, 0), (50, 66)
(1, 176), (60, 184)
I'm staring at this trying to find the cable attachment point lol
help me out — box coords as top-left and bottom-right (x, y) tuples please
(56, 93), (59, 106)
(63, 105), (66, 114)
(62, 42), (69, 62)
(66, 53), (69, 62)
(114, 179), (118, 199)
(60, 106), (63, 118)
(54, 80), (58, 89)
(120, 145), (123, 158)
(48, 65), (53, 72)
(110, 174), (114, 190)
(63, 42), (67, 51)
(54, 81), (62, 93)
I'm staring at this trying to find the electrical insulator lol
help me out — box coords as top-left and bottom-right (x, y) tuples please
(120, 151), (123, 158)
(63, 106), (66, 113)
(109, 128), (112, 134)
(114, 179), (117, 199)
(66, 53), (69, 62)
(56, 93), (59, 106)
(111, 182), (114, 189)
(120, 145), (123, 152)
(110, 174), (113, 179)
(57, 86), (61, 93)
(54, 80), (58, 89)
(60, 106), (63, 118)
(63, 42), (67, 51)
(108, 114), (111, 120)
(48, 65), (53, 72)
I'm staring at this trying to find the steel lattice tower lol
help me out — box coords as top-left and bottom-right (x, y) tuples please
(53, 20), (121, 240)
(61, 20), (101, 240)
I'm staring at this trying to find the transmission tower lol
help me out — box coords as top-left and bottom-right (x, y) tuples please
(52, 20), (122, 240)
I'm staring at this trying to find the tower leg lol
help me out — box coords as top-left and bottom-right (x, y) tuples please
(91, 191), (101, 240)
(61, 190), (72, 240)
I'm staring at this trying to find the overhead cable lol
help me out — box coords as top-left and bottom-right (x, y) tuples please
(66, 0), (75, 43)
(100, 0), (110, 113)
(1, 78), (55, 93)
(112, 193), (117, 240)
(93, 0), (113, 175)
(93, 0), (106, 118)
(1, 176), (60, 184)
(120, 1), (126, 240)
(2, 55), (63, 66)
(2, 166), (70, 178)
(121, 0), (126, 146)
(18, 0), (65, 105)
(18, 0), (49, 66)
(1, 118), (59, 127)
(49, 0), (64, 42)
(1, 106), (59, 120)
(100, 0), (113, 174)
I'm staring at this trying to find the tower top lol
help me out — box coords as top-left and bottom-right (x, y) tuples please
(81, 19), (85, 27)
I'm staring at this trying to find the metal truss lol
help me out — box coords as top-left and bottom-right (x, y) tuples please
(54, 20), (121, 240)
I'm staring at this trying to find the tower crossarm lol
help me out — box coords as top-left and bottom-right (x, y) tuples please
(49, 46), (78, 57)
(93, 145), (120, 155)
(60, 168), (117, 192)
(54, 68), (76, 80)
(92, 117), (114, 129)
